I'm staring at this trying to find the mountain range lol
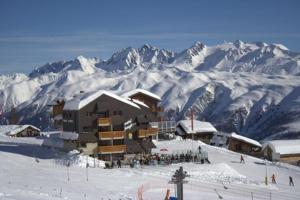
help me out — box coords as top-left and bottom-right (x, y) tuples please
(1, 40), (300, 141)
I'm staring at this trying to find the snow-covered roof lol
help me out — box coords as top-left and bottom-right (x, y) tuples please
(0, 125), (40, 136)
(59, 131), (79, 140)
(130, 98), (149, 108)
(53, 114), (62, 120)
(230, 133), (262, 148)
(122, 89), (161, 101)
(263, 139), (300, 155)
(177, 120), (217, 134)
(63, 90), (140, 110)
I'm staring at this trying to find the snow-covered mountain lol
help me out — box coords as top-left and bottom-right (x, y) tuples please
(1, 40), (300, 140)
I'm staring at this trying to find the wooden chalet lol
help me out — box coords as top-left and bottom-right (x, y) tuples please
(227, 133), (262, 157)
(262, 140), (300, 165)
(176, 120), (217, 144)
(0, 125), (40, 137)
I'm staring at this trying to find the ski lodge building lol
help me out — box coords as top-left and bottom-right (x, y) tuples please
(262, 139), (300, 165)
(0, 125), (40, 137)
(176, 120), (217, 144)
(227, 132), (262, 156)
(49, 98), (65, 130)
(60, 89), (163, 161)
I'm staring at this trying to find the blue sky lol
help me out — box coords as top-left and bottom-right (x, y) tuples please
(0, 0), (300, 74)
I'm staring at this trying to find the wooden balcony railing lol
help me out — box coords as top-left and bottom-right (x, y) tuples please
(98, 131), (126, 140)
(98, 145), (126, 154)
(151, 106), (164, 113)
(138, 128), (158, 138)
(98, 118), (111, 126)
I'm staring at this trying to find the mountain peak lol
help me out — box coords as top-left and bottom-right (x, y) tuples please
(233, 40), (244, 48)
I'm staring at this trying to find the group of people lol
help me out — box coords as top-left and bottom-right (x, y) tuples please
(240, 155), (295, 186)
(128, 151), (207, 167)
(105, 159), (122, 169)
(270, 174), (294, 186)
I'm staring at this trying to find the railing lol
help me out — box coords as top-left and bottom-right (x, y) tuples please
(98, 145), (126, 154)
(98, 131), (126, 140)
(151, 106), (164, 113)
(98, 118), (111, 126)
(138, 128), (158, 138)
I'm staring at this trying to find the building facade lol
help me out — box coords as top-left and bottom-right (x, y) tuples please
(262, 140), (300, 165)
(227, 133), (262, 157)
(61, 90), (162, 161)
(176, 120), (217, 144)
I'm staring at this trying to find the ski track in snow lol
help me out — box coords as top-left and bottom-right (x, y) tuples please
(0, 137), (300, 200)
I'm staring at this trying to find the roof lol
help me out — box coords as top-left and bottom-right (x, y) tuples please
(122, 89), (161, 101)
(130, 98), (149, 108)
(59, 131), (79, 140)
(63, 90), (140, 110)
(263, 139), (300, 155)
(230, 133), (262, 148)
(0, 125), (40, 136)
(177, 120), (217, 134)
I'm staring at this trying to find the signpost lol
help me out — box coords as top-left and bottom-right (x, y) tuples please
(169, 167), (190, 200)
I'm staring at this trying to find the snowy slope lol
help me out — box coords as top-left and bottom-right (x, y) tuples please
(0, 137), (300, 200)
(1, 41), (300, 140)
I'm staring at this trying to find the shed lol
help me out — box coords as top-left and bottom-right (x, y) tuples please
(262, 140), (300, 165)
(176, 120), (217, 144)
(228, 133), (262, 157)
(0, 125), (40, 137)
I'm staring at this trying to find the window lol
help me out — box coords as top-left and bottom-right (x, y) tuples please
(80, 142), (87, 148)
(118, 111), (122, 115)
(235, 143), (242, 151)
(86, 112), (92, 117)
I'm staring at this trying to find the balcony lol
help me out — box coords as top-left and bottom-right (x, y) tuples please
(98, 118), (111, 126)
(98, 131), (126, 140)
(151, 106), (164, 113)
(138, 128), (158, 138)
(98, 145), (126, 154)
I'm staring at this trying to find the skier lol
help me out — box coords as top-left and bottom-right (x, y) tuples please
(289, 176), (294, 186)
(240, 155), (245, 164)
(271, 174), (276, 184)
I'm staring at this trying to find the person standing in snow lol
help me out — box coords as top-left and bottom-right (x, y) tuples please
(117, 159), (121, 168)
(240, 155), (245, 164)
(271, 174), (276, 184)
(289, 176), (294, 186)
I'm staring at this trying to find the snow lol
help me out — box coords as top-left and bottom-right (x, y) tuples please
(53, 114), (62, 120)
(230, 132), (262, 147)
(1, 136), (300, 200)
(177, 119), (217, 134)
(263, 139), (300, 155)
(0, 125), (40, 136)
(63, 90), (140, 110)
(1, 41), (300, 140)
(59, 131), (78, 140)
(130, 98), (150, 108)
(122, 88), (162, 101)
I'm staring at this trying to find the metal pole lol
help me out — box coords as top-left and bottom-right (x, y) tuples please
(86, 156), (89, 182)
(265, 159), (268, 186)
(67, 161), (70, 181)
(191, 109), (195, 163)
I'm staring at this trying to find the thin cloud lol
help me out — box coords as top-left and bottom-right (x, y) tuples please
(0, 32), (300, 44)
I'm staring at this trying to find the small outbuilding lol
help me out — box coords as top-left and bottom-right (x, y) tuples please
(262, 139), (300, 165)
(176, 120), (217, 144)
(228, 133), (262, 157)
(0, 125), (40, 137)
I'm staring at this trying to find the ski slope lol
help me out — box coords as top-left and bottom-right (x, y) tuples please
(0, 137), (299, 200)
